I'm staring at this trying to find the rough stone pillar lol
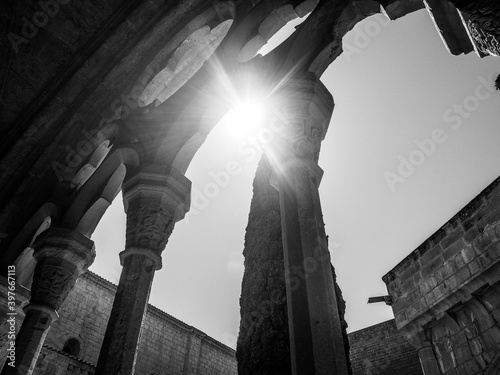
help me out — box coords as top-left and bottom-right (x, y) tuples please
(1, 228), (95, 375)
(267, 73), (349, 375)
(451, 0), (500, 56)
(95, 164), (190, 375)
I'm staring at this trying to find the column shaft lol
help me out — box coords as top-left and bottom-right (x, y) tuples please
(1, 229), (94, 375)
(95, 253), (155, 374)
(277, 160), (348, 374)
(95, 165), (190, 375)
(268, 73), (349, 374)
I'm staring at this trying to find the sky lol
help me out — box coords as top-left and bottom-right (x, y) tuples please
(89, 9), (500, 349)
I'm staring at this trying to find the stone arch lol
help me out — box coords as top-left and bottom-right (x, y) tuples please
(138, 19), (234, 107)
(307, 1), (384, 77)
(457, 298), (500, 363)
(171, 133), (207, 174)
(431, 314), (460, 372)
(52, 123), (118, 185)
(61, 147), (140, 237)
(129, 3), (236, 100)
(3, 203), (59, 273)
(71, 140), (113, 190)
(480, 286), (500, 324)
(13, 216), (52, 290)
(61, 337), (82, 358)
(154, 96), (232, 167)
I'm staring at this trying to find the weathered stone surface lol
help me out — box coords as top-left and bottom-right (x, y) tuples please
(0, 271), (238, 374)
(459, 0), (500, 56)
(95, 166), (190, 375)
(348, 319), (423, 375)
(383, 176), (500, 375)
(237, 153), (351, 375)
(265, 75), (350, 375)
(236, 154), (291, 375)
(1, 228), (95, 375)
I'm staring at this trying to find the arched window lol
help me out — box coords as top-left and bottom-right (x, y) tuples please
(62, 338), (81, 357)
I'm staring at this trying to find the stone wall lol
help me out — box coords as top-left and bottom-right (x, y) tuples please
(383, 176), (500, 374)
(34, 345), (95, 375)
(348, 319), (423, 375)
(0, 271), (237, 374)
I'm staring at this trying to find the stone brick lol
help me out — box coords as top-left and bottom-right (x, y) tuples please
(472, 230), (499, 253)
(418, 276), (438, 295)
(401, 277), (417, 295)
(398, 261), (421, 282)
(418, 245), (443, 268)
(448, 252), (467, 271)
(460, 245), (477, 263)
(421, 256), (444, 279)
(435, 263), (455, 284)
(463, 226), (481, 244)
(443, 267), (470, 291)
(391, 297), (409, 315)
(482, 206), (500, 225)
(348, 320), (423, 375)
(431, 229), (448, 247)
(442, 239), (466, 261)
(441, 227), (465, 249)
(468, 259), (484, 276)
(26, 271), (238, 375)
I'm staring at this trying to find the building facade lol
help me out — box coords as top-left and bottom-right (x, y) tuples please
(1, 269), (422, 375)
(384, 176), (500, 374)
(1, 271), (238, 374)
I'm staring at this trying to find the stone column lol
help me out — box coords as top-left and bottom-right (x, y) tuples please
(267, 73), (349, 374)
(95, 164), (190, 375)
(451, 0), (500, 56)
(1, 228), (95, 375)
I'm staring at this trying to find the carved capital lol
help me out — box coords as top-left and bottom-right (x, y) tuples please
(30, 228), (95, 312)
(459, 0), (500, 56)
(122, 164), (191, 254)
(268, 73), (334, 162)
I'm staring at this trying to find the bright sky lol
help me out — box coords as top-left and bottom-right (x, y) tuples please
(89, 10), (500, 349)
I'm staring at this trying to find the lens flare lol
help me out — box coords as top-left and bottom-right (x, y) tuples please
(223, 101), (266, 139)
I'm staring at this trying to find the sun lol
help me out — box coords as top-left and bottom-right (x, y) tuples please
(222, 100), (266, 139)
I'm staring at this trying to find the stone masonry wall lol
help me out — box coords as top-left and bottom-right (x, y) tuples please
(44, 270), (115, 363)
(0, 271), (237, 374)
(348, 319), (423, 375)
(383, 176), (500, 374)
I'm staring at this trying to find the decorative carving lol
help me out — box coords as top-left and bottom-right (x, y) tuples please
(279, 119), (324, 160)
(269, 73), (333, 163)
(30, 264), (76, 311)
(122, 165), (191, 254)
(125, 198), (175, 252)
(29, 228), (95, 312)
(462, 0), (500, 56)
